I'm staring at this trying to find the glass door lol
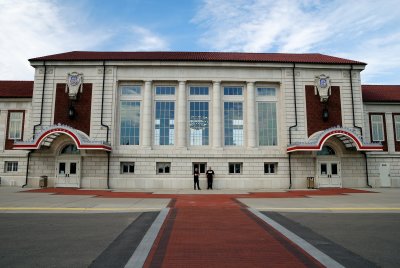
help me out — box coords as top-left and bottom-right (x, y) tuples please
(317, 160), (341, 187)
(55, 160), (80, 187)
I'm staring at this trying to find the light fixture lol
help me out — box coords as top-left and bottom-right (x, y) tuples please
(68, 105), (76, 119)
(322, 105), (329, 122)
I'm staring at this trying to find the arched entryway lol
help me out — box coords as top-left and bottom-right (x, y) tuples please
(13, 125), (111, 188)
(55, 144), (81, 187)
(287, 127), (383, 189)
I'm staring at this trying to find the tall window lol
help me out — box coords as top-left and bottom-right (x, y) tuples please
(119, 85), (141, 145)
(189, 102), (209, 145)
(371, 114), (385, 141)
(154, 86), (176, 146)
(8, 112), (23, 139)
(155, 101), (175, 145)
(257, 87), (278, 146)
(224, 102), (243, 146)
(120, 101), (140, 145)
(258, 103), (277, 146)
(394, 115), (400, 141)
(188, 86), (210, 146)
(223, 86), (243, 146)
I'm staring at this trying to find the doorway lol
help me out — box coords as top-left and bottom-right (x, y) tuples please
(379, 163), (391, 187)
(316, 145), (342, 187)
(317, 160), (342, 187)
(55, 144), (81, 188)
(56, 160), (80, 187)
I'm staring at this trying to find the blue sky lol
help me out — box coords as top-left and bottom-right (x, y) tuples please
(1, 0), (400, 84)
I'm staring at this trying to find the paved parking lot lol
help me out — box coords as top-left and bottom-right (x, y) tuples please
(0, 186), (399, 267)
(265, 212), (400, 267)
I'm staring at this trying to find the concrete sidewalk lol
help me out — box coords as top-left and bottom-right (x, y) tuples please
(1, 186), (400, 213)
(0, 187), (170, 213)
(240, 188), (400, 213)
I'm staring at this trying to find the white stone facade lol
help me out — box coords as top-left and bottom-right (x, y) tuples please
(363, 104), (400, 187)
(0, 99), (31, 186)
(1, 52), (397, 189)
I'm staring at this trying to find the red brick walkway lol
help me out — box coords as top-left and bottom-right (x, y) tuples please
(25, 188), (373, 267)
(26, 187), (371, 199)
(144, 195), (324, 268)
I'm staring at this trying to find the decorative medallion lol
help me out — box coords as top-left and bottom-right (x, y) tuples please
(66, 72), (83, 99)
(190, 116), (209, 130)
(314, 74), (331, 102)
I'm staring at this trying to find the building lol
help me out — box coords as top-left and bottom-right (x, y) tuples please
(0, 51), (399, 189)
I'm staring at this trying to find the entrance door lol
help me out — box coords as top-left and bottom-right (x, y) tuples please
(317, 161), (342, 187)
(56, 160), (80, 187)
(379, 163), (391, 187)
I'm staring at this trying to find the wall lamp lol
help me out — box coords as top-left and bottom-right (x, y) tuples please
(68, 105), (76, 119)
(322, 103), (329, 122)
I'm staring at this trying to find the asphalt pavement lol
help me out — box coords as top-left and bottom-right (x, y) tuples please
(0, 186), (399, 267)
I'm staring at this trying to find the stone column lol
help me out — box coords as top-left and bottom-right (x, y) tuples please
(142, 80), (152, 148)
(386, 112), (395, 153)
(0, 110), (7, 151)
(247, 82), (257, 148)
(177, 81), (187, 147)
(212, 81), (222, 148)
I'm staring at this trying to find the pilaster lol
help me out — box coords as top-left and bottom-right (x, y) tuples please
(212, 81), (222, 148)
(142, 80), (152, 148)
(247, 82), (257, 148)
(177, 81), (187, 148)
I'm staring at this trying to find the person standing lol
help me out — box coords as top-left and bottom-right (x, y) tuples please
(194, 168), (201, 190)
(206, 167), (215, 190)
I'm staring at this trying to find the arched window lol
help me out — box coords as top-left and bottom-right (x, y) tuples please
(317, 145), (335, 156)
(60, 144), (79, 155)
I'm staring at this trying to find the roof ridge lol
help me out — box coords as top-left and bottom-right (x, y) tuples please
(0, 80), (33, 82)
(29, 51), (366, 65)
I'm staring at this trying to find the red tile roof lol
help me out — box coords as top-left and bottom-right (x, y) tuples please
(362, 85), (400, 102)
(0, 81), (33, 98)
(29, 51), (366, 65)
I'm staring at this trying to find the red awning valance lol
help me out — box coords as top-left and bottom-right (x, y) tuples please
(13, 124), (111, 151)
(287, 127), (383, 152)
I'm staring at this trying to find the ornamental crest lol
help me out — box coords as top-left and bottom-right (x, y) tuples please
(314, 74), (331, 102)
(190, 116), (209, 130)
(66, 72), (83, 99)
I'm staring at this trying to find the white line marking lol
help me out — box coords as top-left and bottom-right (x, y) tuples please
(125, 207), (170, 268)
(0, 207), (162, 212)
(253, 207), (400, 211)
(248, 207), (344, 268)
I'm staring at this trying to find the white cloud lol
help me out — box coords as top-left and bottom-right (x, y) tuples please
(192, 0), (329, 52)
(340, 33), (400, 84)
(0, 0), (106, 79)
(193, 0), (400, 83)
(119, 26), (169, 51)
(0, 0), (168, 80)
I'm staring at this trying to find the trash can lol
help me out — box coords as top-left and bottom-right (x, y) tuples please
(39, 176), (48, 188)
(307, 177), (315, 189)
